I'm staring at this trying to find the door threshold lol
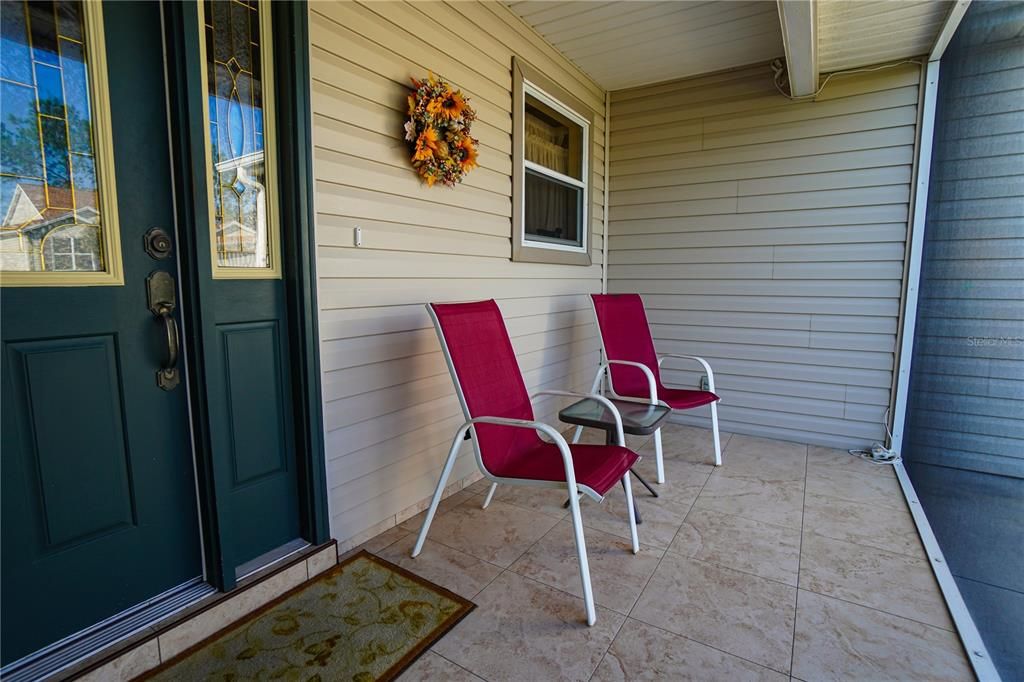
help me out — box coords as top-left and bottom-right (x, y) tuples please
(1, 579), (215, 682)
(235, 537), (310, 582)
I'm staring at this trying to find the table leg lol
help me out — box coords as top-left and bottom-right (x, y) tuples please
(561, 426), (644, 524)
(630, 468), (660, 498)
(608, 430), (644, 525)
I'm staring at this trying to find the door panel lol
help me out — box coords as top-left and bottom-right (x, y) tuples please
(222, 321), (288, 485)
(0, 1), (202, 664)
(209, 282), (301, 569)
(6, 336), (136, 548)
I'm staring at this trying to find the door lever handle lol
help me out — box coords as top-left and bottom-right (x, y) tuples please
(156, 307), (180, 388)
(147, 270), (181, 391)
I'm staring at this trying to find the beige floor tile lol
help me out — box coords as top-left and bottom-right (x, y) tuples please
(803, 492), (924, 558)
(631, 553), (797, 673)
(691, 472), (805, 529)
(376, 534), (503, 600)
(631, 445), (715, 483)
(510, 520), (664, 615)
(397, 489), (481, 534)
(641, 422), (730, 467)
(399, 651), (484, 681)
(341, 525), (411, 561)
(807, 445), (895, 479)
(670, 508), (801, 585)
(717, 435), (807, 482)
(799, 533), (954, 630)
(792, 590), (972, 682)
(408, 498), (560, 568)
(581, 461), (706, 549)
(464, 478), (493, 495)
(492, 483), (571, 519)
(592, 618), (789, 682)
(432, 571), (624, 681)
(806, 467), (907, 511)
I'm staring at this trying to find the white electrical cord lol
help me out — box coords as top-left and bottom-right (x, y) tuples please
(848, 408), (901, 465)
(771, 57), (924, 101)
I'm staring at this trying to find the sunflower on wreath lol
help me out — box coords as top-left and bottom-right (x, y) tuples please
(405, 73), (479, 187)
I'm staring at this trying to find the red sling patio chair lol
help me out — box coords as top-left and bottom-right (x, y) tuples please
(413, 299), (640, 626)
(578, 294), (723, 483)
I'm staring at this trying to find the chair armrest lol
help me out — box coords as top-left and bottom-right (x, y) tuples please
(601, 360), (658, 405)
(464, 416), (581, 490)
(531, 390), (625, 446)
(657, 354), (717, 393)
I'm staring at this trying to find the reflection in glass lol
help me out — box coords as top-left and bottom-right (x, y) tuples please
(204, 0), (273, 269)
(0, 1), (103, 272)
(525, 168), (582, 246)
(525, 94), (583, 181)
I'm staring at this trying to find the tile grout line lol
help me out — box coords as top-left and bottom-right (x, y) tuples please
(586, 437), (723, 681)
(792, 587), (960, 635)
(789, 444), (810, 676)
(625, 608), (794, 677)
(609, 437), (802, 676)
(431, 650), (489, 681)
(586, 599), (629, 682)
(664, 552), (797, 589)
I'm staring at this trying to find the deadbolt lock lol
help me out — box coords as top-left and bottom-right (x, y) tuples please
(144, 227), (173, 260)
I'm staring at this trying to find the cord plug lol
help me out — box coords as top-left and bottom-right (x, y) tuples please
(869, 443), (899, 462)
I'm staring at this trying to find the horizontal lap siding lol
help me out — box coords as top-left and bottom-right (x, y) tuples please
(309, 1), (607, 547)
(607, 63), (922, 448)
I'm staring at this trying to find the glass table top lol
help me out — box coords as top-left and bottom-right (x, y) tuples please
(558, 397), (670, 435)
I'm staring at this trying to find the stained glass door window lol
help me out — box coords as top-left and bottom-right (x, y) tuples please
(0, 0), (121, 284)
(201, 0), (279, 277)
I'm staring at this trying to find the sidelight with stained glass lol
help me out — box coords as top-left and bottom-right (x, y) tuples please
(202, 0), (278, 274)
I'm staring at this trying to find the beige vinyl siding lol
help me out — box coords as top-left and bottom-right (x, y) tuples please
(607, 62), (922, 449)
(309, 1), (606, 548)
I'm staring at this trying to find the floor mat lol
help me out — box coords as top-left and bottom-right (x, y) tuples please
(141, 550), (474, 681)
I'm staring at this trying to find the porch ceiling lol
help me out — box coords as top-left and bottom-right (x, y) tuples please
(504, 0), (955, 91)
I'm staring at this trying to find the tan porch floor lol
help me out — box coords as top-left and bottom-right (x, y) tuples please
(349, 424), (974, 681)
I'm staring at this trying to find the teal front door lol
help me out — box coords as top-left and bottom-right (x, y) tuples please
(0, 0), (202, 664)
(1, 0), (304, 665)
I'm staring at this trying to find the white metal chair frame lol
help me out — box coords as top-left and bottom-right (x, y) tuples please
(413, 304), (640, 626)
(573, 303), (723, 481)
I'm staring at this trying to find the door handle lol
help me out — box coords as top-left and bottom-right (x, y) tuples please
(147, 270), (181, 391)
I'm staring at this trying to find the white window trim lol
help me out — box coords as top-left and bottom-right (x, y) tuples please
(520, 80), (590, 256)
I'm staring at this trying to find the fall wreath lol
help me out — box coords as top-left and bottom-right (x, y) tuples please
(405, 73), (478, 187)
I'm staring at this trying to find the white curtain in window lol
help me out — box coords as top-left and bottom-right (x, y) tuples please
(525, 117), (569, 175)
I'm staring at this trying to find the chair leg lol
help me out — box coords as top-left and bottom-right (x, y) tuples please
(412, 431), (463, 558)
(566, 486), (597, 626)
(622, 471), (639, 554)
(653, 427), (665, 484)
(710, 401), (723, 466)
(481, 482), (497, 509)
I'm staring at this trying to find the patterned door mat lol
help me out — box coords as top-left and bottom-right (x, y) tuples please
(140, 551), (474, 681)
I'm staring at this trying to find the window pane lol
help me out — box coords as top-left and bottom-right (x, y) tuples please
(525, 93), (583, 181)
(204, 0), (273, 270)
(525, 169), (582, 247)
(0, 0), (105, 273)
